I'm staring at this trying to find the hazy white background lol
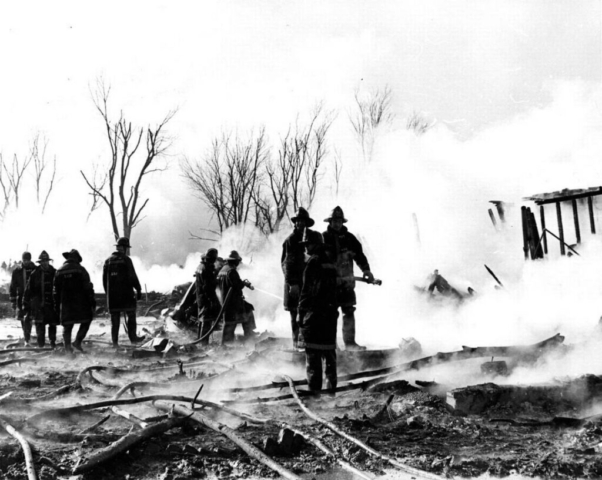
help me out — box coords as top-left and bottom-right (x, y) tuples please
(1, 1), (602, 359)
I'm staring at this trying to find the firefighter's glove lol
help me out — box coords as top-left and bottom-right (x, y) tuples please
(243, 279), (253, 289)
(363, 271), (375, 284)
(136, 291), (142, 301)
(289, 284), (300, 298)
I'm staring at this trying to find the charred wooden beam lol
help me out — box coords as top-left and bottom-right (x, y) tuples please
(281, 375), (443, 480)
(154, 402), (303, 480)
(556, 202), (565, 255)
(572, 199), (581, 243)
(540, 205), (548, 254)
(589, 196), (596, 234)
(521, 206), (529, 259)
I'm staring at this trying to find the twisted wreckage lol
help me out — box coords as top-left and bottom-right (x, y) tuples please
(1, 287), (602, 480)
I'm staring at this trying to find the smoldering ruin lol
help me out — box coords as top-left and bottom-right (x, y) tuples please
(3, 246), (602, 480)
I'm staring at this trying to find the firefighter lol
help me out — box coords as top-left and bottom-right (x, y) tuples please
(322, 206), (375, 350)
(281, 207), (322, 349)
(103, 237), (145, 347)
(10, 251), (36, 345)
(53, 249), (96, 353)
(298, 229), (339, 393)
(23, 251), (59, 348)
(217, 250), (255, 345)
(195, 248), (221, 345)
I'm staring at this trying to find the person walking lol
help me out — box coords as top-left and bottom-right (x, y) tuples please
(103, 237), (144, 347)
(53, 249), (96, 353)
(23, 251), (59, 348)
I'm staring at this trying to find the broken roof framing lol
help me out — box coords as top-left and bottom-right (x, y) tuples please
(521, 187), (602, 260)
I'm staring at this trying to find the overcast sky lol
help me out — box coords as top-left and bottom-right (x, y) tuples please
(0, 1), (600, 268)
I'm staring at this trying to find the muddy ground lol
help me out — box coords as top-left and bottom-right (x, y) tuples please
(1, 297), (602, 479)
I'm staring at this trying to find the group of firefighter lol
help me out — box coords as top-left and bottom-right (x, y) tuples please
(195, 206), (376, 392)
(9, 237), (145, 352)
(8, 205), (375, 393)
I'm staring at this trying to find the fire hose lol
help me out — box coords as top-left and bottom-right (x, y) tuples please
(353, 276), (383, 286)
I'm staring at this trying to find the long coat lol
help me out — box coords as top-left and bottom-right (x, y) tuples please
(298, 248), (339, 350)
(217, 264), (249, 324)
(23, 265), (59, 325)
(9, 261), (36, 308)
(322, 225), (370, 307)
(53, 260), (96, 325)
(195, 260), (220, 317)
(103, 251), (141, 313)
(281, 228), (322, 311)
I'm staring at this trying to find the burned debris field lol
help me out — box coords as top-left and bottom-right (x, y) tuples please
(0, 294), (602, 480)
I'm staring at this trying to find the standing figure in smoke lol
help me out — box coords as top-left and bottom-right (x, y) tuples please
(10, 251), (36, 345)
(281, 207), (322, 349)
(298, 229), (339, 392)
(103, 237), (145, 347)
(195, 247), (221, 345)
(23, 251), (59, 348)
(323, 206), (375, 350)
(53, 249), (96, 353)
(217, 250), (256, 345)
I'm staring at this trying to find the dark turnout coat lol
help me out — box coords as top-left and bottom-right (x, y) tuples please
(322, 225), (370, 307)
(103, 251), (141, 313)
(195, 260), (220, 317)
(53, 260), (96, 325)
(298, 247), (339, 350)
(9, 261), (36, 308)
(217, 264), (249, 324)
(23, 265), (59, 325)
(281, 228), (322, 310)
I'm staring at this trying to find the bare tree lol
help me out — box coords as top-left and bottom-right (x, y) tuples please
(406, 110), (433, 135)
(81, 80), (176, 241)
(349, 85), (395, 161)
(181, 128), (268, 234)
(0, 151), (32, 217)
(30, 133), (57, 213)
(255, 105), (335, 234)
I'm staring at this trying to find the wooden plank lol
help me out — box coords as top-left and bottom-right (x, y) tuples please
(588, 196), (596, 234)
(572, 199), (581, 243)
(556, 202), (565, 255)
(521, 206), (529, 260)
(540, 205), (548, 254)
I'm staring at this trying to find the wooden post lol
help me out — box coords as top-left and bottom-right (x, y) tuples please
(556, 202), (565, 256)
(540, 205), (548, 255)
(488, 209), (497, 228)
(521, 206), (529, 260)
(572, 199), (581, 244)
(528, 209), (543, 259)
(495, 202), (505, 223)
(588, 196), (596, 234)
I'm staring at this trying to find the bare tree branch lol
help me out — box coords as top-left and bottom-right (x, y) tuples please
(81, 79), (176, 241)
(348, 85), (395, 161)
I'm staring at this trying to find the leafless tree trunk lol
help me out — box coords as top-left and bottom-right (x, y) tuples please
(81, 79), (176, 241)
(0, 151), (32, 216)
(349, 85), (395, 161)
(255, 104), (334, 234)
(30, 133), (57, 213)
(181, 128), (268, 234)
